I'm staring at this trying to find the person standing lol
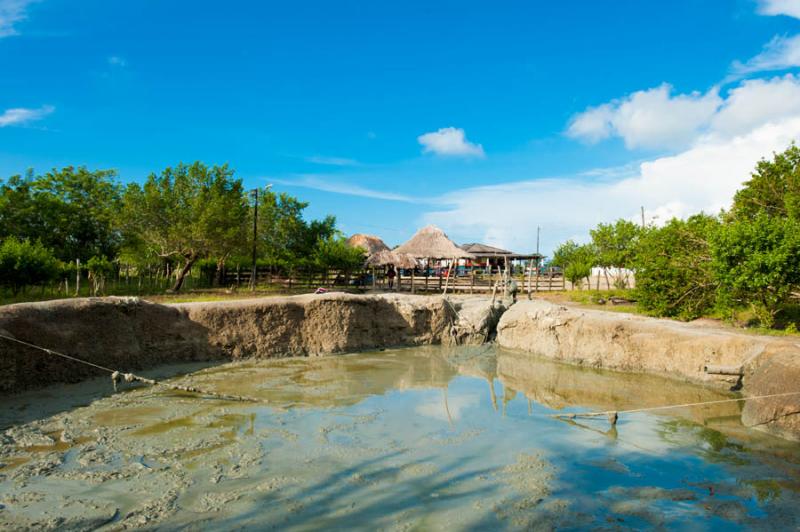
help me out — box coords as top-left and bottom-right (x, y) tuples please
(387, 265), (397, 290)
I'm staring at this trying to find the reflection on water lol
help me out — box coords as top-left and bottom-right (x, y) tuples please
(2, 345), (800, 530)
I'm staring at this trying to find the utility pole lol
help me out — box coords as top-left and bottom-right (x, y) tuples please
(250, 184), (272, 291)
(250, 188), (258, 291)
(534, 226), (541, 295)
(641, 206), (645, 228)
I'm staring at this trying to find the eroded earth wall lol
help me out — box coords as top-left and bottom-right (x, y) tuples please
(0, 293), (452, 393)
(496, 299), (800, 440)
(2, 294), (800, 441)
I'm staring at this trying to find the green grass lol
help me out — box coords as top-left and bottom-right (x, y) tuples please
(545, 288), (800, 337)
(0, 280), (367, 307)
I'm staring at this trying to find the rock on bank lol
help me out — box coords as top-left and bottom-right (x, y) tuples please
(496, 299), (800, 440)
(0, 293), (452, 392)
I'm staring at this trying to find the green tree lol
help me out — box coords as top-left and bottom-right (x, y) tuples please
(590, 219), (642, 289)
(86, 256), (115, 296)
(254, 190), (337, 267)
(552, 240), (596, 290)
(120, 162), (248, 292)
(711, 214), (800, 327)
(313, 236), (365, 271)
(634, 214), (720, 319)
(732, 144), (800, 222)
(0, 167), (122, 262)
(0, 237), (60, 295)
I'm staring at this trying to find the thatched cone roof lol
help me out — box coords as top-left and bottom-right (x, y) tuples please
(394, 225), (475, 259)
(346, 234), (390, 255)
(347, 233), (416, 268)
(365, 249), (417, 269)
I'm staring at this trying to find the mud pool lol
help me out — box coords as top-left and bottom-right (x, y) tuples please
(2, 346), (800, 530)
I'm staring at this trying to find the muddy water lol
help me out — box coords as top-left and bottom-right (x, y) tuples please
(1, 346), (800, 530)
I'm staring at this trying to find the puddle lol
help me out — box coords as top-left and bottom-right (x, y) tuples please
(1, 345), (799, 530)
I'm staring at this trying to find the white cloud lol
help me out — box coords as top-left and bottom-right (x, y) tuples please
(567, 84), (722, 150)
(711, 75), (800, 136)
(305, 155), (360, 166)
(758, 0), (800, 18)
(108, 55), (127, 67)
(0, 104), (54, 127)
(425, 116), (800, 255)
(568, 76), (800, 151)
(418, 127), (485, 157)
(731, 34), (800, 76)
(271, 175), (418, 202)
(0, 0), (37, 38)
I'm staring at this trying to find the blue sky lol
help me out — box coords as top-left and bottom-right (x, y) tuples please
(2, 0), (800, 255)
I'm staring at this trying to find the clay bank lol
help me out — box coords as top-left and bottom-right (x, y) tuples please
(1, 294), (799, 441)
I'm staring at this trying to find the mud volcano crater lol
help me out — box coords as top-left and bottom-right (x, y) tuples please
(2, 294), (800, 529)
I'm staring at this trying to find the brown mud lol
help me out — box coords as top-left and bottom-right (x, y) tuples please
(2, 346), (800, 530)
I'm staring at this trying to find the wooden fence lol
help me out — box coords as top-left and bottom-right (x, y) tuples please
(222, 266), (566, 293)
(397, 272), (565, 294)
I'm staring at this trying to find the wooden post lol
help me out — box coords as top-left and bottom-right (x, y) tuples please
(535, 263), (540, 294)
(470, 272), (475, 294)
(411, 269), (415, 294)
(75, 259), (80, 297)
(526, 259), (533, 299)
(372, 267), (376, 290)
(443, 259), (453, 295)
(503, 257), (509, 297)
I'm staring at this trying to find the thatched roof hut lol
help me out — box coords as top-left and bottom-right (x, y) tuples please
(365, 249), (417, 269)
(394, 225), (475, 259)
(346, 233), (417, 268)
(346, 234), (390, 255)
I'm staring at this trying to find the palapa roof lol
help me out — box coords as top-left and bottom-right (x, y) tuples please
(347, 233), (416, 268)
(365, 249), (418, 268)
(346, 234), (390, 255)
(394, 225), (475, 259)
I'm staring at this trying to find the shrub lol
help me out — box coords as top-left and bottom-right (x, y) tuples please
(0, 237), (60, 294)
(711, 214), (800, 328)
(552, 240), (597, 290)
(634, 214), (720, 320)
(313, 237), (365, 271)
(86, 255), (115, 296)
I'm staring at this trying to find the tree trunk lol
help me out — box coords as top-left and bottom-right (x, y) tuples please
(215, 256), (227, 287)
(171, 256), (196, 292)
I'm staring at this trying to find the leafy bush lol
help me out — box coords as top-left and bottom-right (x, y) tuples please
(634, 214), (720, 320)
(86, 255), (116, 296)
(711, 214), (800, 327)
(313, 237), (365, 271)
(0, 237), (60, 294)
(552, 240), (596, 289)
(590, 219), (642, 289)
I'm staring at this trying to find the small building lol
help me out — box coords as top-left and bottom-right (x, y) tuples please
(459, 243), (544, 274)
